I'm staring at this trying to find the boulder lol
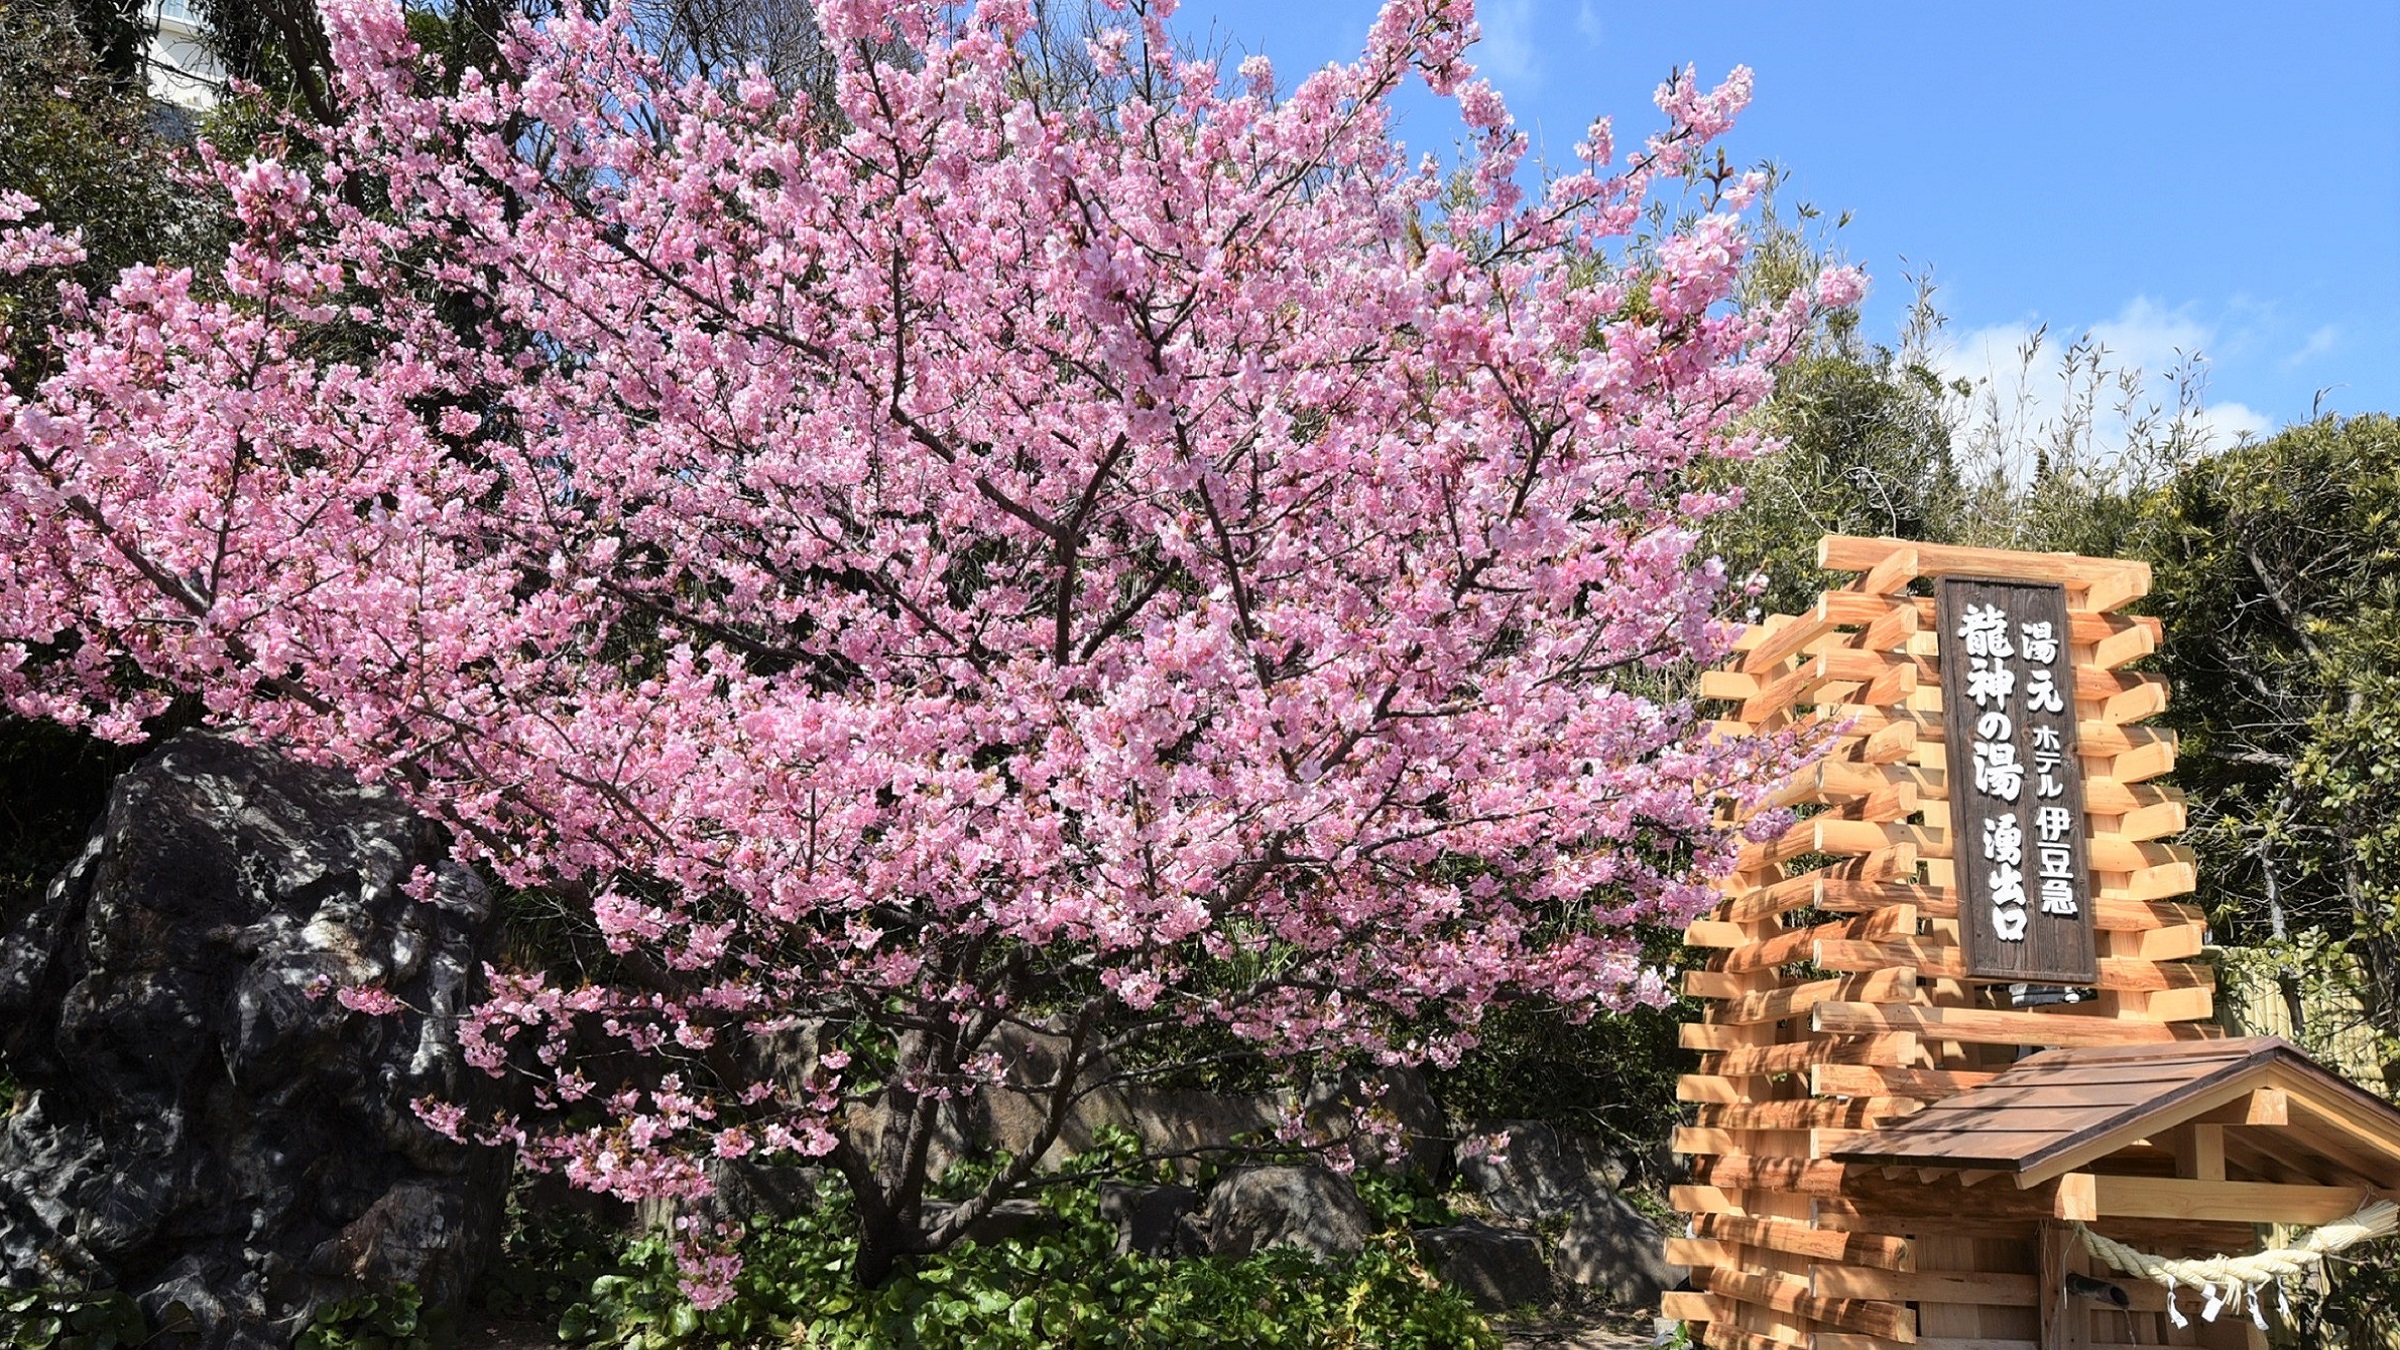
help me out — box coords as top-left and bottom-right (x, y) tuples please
(1456, 1120), (1630, 1221)
(1097, 1183), (1202, 1257)
(1291, 1067), (1448, 1177)
(966, 1026), (1278, 1174)
(1200, 1165), (1372, 1259)
(1412, 1222), (1554, 1311)
(0, 734), (507, 1349)
(1554, 1192), (1683, 1311)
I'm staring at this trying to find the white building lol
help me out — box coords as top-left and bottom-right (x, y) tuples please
(147, 0), (224, 112)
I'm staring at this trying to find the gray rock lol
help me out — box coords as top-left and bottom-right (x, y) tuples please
(1291, 1067), (1448, 1177)
(0, 734), (507, 1349)
(965, 1026), (1278, 1174)
(919, 1198), (1060, 1247)
(705, 1159), (827, 1223)
(1201, 1165), (1373, 1259)
(1413, 1221), (1554, 1311)
(1554, 1192), (1683, 1311)
(637, 1157), (825, 1231)
(1456, 1120), (1630, 1221)
(1097, 1183), (1202, 1257)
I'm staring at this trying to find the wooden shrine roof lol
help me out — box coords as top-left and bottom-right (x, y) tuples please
(1832, 1037), (2400, 1186)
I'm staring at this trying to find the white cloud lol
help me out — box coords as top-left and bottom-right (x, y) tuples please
(2280, 324), (2340, 370)
(2088, 296), (2214, 375)
(1929, 298), (2270, 474)
(1575, 1), (1602, 45)
(1475, 0), (1540, 88)
(2193, 400), (2272, 446)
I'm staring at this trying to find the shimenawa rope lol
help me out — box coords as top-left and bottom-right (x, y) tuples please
(2073, 1200), (2398, 1328)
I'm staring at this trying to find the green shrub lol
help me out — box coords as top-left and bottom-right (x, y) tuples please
(534, 1166), (1494, 1350)
(297, 1286), (449, 1350)
(0, 1287), (166, 1350)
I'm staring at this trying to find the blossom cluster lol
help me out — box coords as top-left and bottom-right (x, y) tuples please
(0, 0), (1853, 1243)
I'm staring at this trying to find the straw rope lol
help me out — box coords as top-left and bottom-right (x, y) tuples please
(2074, 1200), (2398, 1327)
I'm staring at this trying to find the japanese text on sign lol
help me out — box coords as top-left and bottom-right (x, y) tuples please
(1937, 578), (2097, 983)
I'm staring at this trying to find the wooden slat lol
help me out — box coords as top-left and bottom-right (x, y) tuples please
(1804, 819), (2193, 874)
(1813, 1065), (2000, 1101)
(1696, 1156), (2078, 1225)
(1904, 595), (2159, 649)
(1810, 1003), (2200, 1047)
(1701, 1324), (1807, 1350)
(1847, 543), (1922, 597)
(1812, 940), (2213, 994)
(1812, 1267), (2039, 1307)
(1803, 881), (2201, 934)
(1818, 535), (2147, 596)
(1660, 1290), (1732, 1324)
(1680, 1020), (1778, 1051)
(1696, 1265), (1916, 1342)
(1720, 907), (1917, 974)
(1718, 846), (1919, 922)
(1698, 1097), (1923, 1131)
(1673, 1125), (1742, 1154)
(1790, 760), (2177, 817)
(1678, 1075), (1754, 1104)
(1694, 1213), (1915, 1272)
(1670, 1183), (1738, 1214)
(1713, 969), (1920, 1026)
(1743, 611), (1840, 674)
(1822, 1340), (2030, 1350)
(1701, 1033), (1920, 1077)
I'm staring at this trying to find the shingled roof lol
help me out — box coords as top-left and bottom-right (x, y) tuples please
(1832, 1036), (2400, 1188)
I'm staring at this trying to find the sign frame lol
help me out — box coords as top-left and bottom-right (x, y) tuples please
(1935, 576), (2099, 986)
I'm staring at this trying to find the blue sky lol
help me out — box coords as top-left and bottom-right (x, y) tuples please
(1176, 1), (2400, 442)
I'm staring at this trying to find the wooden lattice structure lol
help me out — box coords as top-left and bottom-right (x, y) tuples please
(1659, 534), (2368, 1350)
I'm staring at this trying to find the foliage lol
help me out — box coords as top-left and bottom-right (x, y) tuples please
(297, 1286), (448, 1350)
(1706, 203), (1964, 618)
(0, 1287), (172, 1350)
(0, 0), (1855, 1288)
(1422, 993), (1686, 1161)
(0, 719), (144, 927)
(0, 0), (225, 385)
(2287, 1238), (2400, 1350)
(548, 1170), (1494, 1350)
(2137, 414), (2400, 1072)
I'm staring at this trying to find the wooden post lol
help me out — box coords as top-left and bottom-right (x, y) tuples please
(2038, 1222), (2092, 1350)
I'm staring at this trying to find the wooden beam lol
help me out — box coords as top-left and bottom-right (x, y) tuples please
(1698, 1097), (1925, 1131)
(1817, 535), (2147, 598)
(1720, 906), (1918, 974)
(2091, 1174), (2395, 1224)
(1811, 1064), (2000, 1101)
(2172, 1123), (2225, 1182)
(1701, 1033), (1921, 1078)
(1812, 1266), (2039, 1307)
(2055, 1172), (2097, 1222)
(1696, 1265), (1917, 1342)
(1694, 1213), (1915, 1272)
(1810, 1003), (2201, 1047)
(2190, 1087), (2288, 1127)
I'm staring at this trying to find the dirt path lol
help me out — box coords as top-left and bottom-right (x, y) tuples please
(1496, 1309), (1662, 1349)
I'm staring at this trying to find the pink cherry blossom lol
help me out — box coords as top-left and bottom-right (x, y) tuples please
(0, 0), (1844, 1281)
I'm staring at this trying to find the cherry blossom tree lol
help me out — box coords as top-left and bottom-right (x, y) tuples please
(1, 0), (1854, 1288)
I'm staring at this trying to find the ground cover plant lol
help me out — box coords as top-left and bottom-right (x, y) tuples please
(525, 1164), (1496, 1348)
(0, 0), (1857, 1301)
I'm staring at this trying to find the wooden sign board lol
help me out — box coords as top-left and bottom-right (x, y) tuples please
(1936, 577), (2099, 985)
